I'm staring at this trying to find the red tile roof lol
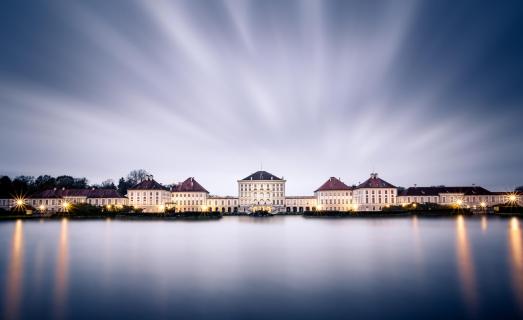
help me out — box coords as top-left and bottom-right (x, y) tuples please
(315, 177), (352, 192)
(172, 177), (209, 193)
(357, 173), (396, 189)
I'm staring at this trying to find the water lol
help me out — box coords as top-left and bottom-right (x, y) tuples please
(0, 215), (522, 320)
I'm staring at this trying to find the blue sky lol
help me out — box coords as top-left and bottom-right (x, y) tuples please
(0, 0), (522, 195)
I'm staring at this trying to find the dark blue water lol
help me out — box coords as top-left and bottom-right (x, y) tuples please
(0, 216), (522, 319)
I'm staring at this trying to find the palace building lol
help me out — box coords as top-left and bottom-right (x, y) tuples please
(0, 188), (127, 212)
(238, 171), (286, 213)
(1, 170), (519, 214)
(314, 177), (354, 211)
(353, 173), (397, 211)
(397, 186), (510, 209)
(127, 175), (170, 213)
(170, 177), (209, 212)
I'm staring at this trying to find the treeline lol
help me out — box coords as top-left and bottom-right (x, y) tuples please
(0, 169), (151, 197)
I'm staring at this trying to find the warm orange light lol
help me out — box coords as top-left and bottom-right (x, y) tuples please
(480, 202), (486, 208)
(511, 217), (520, 231)
(509, 195), (517, 202)
(39, 205), (45, 211)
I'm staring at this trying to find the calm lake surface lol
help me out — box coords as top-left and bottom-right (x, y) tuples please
(1, 215), (523, 319)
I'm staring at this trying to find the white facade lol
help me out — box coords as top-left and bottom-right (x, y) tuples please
(315, 190), (354, 211)
(238, 171), (286, 213)
(128, 175), (170, 213)
(207, 196), (239, 213)
(170, 192), (207, 212)
(353, 173), (397, 211)
(396, 188), (518, 208)
(285, 196), (317, 212)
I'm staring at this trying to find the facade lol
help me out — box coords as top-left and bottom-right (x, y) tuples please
(492, 192), (523, 207)
(0, 198), (14, 210)
(207, 196), (239, 213)
(285, 196), (317, 212)
(26, 188), (125, 212)
(314, 177), (354, 211)
(1, 171), (520, 214)
(353, 173), (397, 211)
(127, 175), (170, 213)
(396, 187), (515, 208)
(238, 171), (286, 213)
(169, 177), (209, 212)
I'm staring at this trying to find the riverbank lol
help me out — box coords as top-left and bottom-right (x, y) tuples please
(2, 210), (523, 221)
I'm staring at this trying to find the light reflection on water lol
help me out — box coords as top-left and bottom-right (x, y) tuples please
(53, 218), (69, 320)
(509, 217), (523, 312)
(455, 215), (478, 316)
(3, 220), (23, 320)
(1, 216), (523, 319)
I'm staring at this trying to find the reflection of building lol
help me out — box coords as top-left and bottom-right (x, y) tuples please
(314, 177), (354, 211)
(170, 177), (209, 212)
(353, 173), (397, 211)
(238, 171), (286, 213)
(397, 186), (506, 208)
(128, 175), (170, 213)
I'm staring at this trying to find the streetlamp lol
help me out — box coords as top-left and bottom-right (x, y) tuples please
(62, 202), (70, 213)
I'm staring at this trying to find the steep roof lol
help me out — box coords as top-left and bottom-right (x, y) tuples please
(128, 177), (167, 190)
(357, 173), (396, 189)
(315, 177), (352, 192)
(241, 171), (283, 181)
(398, 186), (493, 197)
(30, 188), (125, 199)
(172, 177), (209, 193)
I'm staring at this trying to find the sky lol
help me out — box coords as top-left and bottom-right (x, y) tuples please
(0, 0), (522, 195)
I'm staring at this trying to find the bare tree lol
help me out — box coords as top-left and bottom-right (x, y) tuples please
(127, 169), (149, 185)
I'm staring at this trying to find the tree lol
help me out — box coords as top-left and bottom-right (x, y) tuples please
(0, 176), (12, 197)
(516, 186), (523, 192)
(34, 175), (56, 191)
(72, 177), (88, 189)
(101, 179), (116, 189)
(56, 175), (75, 188)
(117, 177), (128, 196)
(12, 176), (34, 194)
(127, 169), (149, 185)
